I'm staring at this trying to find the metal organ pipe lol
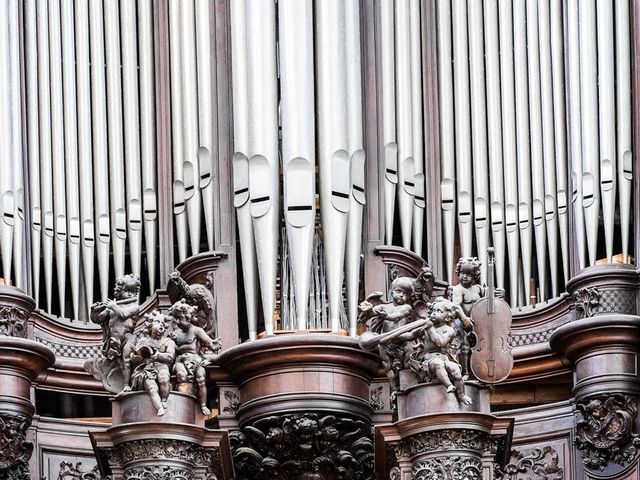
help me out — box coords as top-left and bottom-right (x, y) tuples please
(395, 0), (415, 250)
(89, 0), (111, 300)
(61, 0), (81, 319)
(597, 0), (616, 262)
(579, 0), (601, 265)
(0, 0), (13, 284)
(316, 0), (350, 332)
(409, 0), (424, 257)
(247, 0), (279, 334)
(230, 0), (259, 340)
(345, 0), (366, 336)
(483, 0), (506, 290)
(139, 0), (158, 292)
(498, 0), (521, 304)
(380, 0), (398, 245)
(616, 0), (633, 263)
(279, 0), (316, 330)
(437, 0), (456, 281)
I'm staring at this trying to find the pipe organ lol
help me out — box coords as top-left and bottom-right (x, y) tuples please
(0, 0), (636, 329)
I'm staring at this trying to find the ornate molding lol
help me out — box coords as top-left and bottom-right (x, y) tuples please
(45, 461), (104, 480)
(508, 328), (555, 348)
(573, 287), (636, 319)
(575, 394), (640, 470)
(412, 456), (482, 480)
(498, 446), (563, 479)
(393, 429), (501, 460)
(0, 412), (33, 479)
(124, 466), (196, 480)
(229, 413), (374, 480)
(0, 305), (28, 338)
(36, 337), (101, 359)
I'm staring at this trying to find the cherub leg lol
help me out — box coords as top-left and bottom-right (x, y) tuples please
(144, 378), (165, 415)
(430, 358), (455, 392)
(174, 361), (188, 384)
(446, 362), (472, 405)
(195, 366), (210, 415)
(379, 349), (399, 393)
(158, 366), (171, 405)
(122, 342), (133, 390)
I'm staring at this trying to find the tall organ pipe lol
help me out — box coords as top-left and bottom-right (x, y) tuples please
(230, 0), (259, 340)
(279, 0), (316, 330)
(247, 0), (279, 334)
(0, 0), (13, 284)
(616, 0), (633, 263)
(316, 0), (350, 332)
(437, 0), (456, 281)
(498, 0), (521, 304)
(345, 0), (366, 336)
(579, 0), (600, 265)
(89, 0), (111, 300)
(452, 0), (473, 257)
(513, 0), (533, 302)
(483, 0), (506, 290)
(410, 0), (424, 257)
(380, 0), (398, 245)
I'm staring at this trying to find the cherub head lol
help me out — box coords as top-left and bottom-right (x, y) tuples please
(114, 274), (141, 301)
(389, 277), (414, 306)
(429, 297), (456, 326)
(141, 311), (167, 339)
(168, 299), (198, 331)
(455, 257), (482, 288)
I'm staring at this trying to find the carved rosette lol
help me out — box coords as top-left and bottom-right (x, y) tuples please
(0, 286), (36, 339)
(229, 413), (374, 480)
(0, 411), (33, 479)
(574, 393), (640, 471)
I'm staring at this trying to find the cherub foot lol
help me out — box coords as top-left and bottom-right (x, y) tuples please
(115, 386), (132, 398)
(201, 405), (211, 416)
(446, 385), (457, 394)
(157, 407), (166, 416)
(458, 394), (473, 405)
(162, 400), (168, 407)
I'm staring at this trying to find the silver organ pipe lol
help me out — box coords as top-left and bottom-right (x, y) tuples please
(579, 0), (601, 265)
(25, 0), (41, 301)
(345, 0), (366, 336)
(49, 0), (69, 316)
(498, 0), (521, 304)
(468, 0), (490, 281)
(538, 0), (560, 297)
(169, 0), (188, 263)
(279, 0), (316, 330)
(452, 0), (473, 257)
(437, 0), (456, 281)
(550, 0), (570, 283)
(195, 0), (215, 252)
(567, 0), (587, 270)
(380, 0), (398, 245)
(61, 0), (81, 319)
(0, 0), (13, 284)
(597, 0), (616, 262)
(513, 0), (533, 302)
(316, 0), (350, 332)
(527, 0), (548, 301)
(394, 0), (415, 250)
(75, 0), (95, 313)
(230, 0), (259, 341)
(410, 0), (424, 257)
(616, 0), (633, 263)
(247, 0), (279, 334)
(89, 0), (111, 300)
(37, 0), (54, 310)
(139, 0), (158, 292)
(121, 0), (144, 278)
(104, 0), (127, 280)
(483, 0), (506, 290)
(180, 0), (202, 256)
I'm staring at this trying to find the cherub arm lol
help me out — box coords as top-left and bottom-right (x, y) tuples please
(426, 325), (456, 348)
(153, 340), (176, 363)
(450, 285), (464, 306)
(194, 327), (222, 352)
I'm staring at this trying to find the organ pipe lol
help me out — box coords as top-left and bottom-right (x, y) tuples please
(410, 0), (424, 257)
(0, 0), (13, 284)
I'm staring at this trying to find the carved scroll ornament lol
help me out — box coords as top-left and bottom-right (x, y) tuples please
(497, 446), (563, 479)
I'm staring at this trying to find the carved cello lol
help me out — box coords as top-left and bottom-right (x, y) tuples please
(469, 248), (514, 383)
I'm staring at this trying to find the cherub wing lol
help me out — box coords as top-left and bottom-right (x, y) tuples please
(358, 292), (385, 332)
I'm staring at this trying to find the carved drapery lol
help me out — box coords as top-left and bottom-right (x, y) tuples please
(0, 412), (33, 480)
(229, 413), (374, 480)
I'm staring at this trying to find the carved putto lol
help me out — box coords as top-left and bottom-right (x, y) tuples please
(85, 273), (222, 416)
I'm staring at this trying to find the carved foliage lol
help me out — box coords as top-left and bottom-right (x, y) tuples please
(222, 390), (239, 415)
(49, 461), (103, 480)
(124, 466), (195, 480)
(0, 305), (28, 338)
(412, 456), (482, 480)
(575, 394), (640, 470)
(0, 412), (33, 479)
(393, 429), (500, 460)
(370, 386), (384, 411)
(229, 413), (374, 480)
(498, 446), (564, 480)
(573, 288), (601, 318)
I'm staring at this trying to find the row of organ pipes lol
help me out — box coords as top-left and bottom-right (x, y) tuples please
(0, 0), (635, 327)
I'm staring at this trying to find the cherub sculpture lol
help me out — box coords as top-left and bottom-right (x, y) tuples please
(86, 274), (141, 393)
(130, 311), (176, 416)
(169, 270), (217, 335)
(358, 275), (430, 393)
(408, 298), (472, 405)
(169, 299), (222, 415)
